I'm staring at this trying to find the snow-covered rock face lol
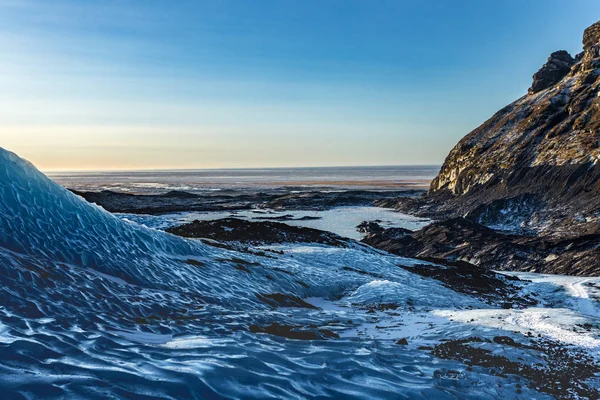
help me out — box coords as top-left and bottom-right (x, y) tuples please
(428, 20), (600, 224)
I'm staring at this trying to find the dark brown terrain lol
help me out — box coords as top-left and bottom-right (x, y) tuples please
(362, 218), (600, 276)
(166, 217), (349, 247)
(72, 188), (419, 214)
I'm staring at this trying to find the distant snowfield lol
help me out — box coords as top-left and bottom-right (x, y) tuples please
(1, 146), (600, 399)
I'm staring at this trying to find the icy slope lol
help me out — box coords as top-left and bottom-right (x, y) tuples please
(0, 148), (471, 311)
(0, 149), (332, 311)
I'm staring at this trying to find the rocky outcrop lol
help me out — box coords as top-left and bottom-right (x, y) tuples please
(528, 51), (575, 94)
(430, 337), (600, 399)
(397, 260), (535, 308)
(369, 22), (600, 276)
(72, 188), (416, 214)
(424, 20), (600, 234)
(583, 20), (600, 63)
(363, 218), (600, 276)
(260, 190), (421, 210)
(360, 220), (537, 305)
(166, 218), (349, 247)
(356, 220), (386, 235)
(71, 189), (270, 214)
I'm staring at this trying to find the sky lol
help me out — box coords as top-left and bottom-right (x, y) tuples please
(1, 0), (600, 171)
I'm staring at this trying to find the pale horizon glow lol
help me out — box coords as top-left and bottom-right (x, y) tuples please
(2, 1), (600, 170)
(42, 163), (442, 174)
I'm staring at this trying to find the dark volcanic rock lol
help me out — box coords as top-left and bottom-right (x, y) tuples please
(249, 323), (339, 340)
(253, 214), (322, 221)
(431, 337), (600, 399)
(426, 20), (600, 228)
(159, 190), (201, 199)
(356, 221), (386, 235)
(528, 50), (575, 94)
(295, 215), (322, 221)
(465, 194), (543, 232)
(377, 21), (600, 276)
(362, 220), (539, 305)
(72, 188), (421, 214)
(262, 190), (423, 210)
(166, 218), (348, 247)
(71, 189), (275, 214)
(360, 226), (417, 254)
(400, 259), (536, 307)
(363, 218), (600, 276)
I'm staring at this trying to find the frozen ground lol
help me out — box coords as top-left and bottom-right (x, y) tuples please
(118, 206), (430, 240)
(1, 147), (599, 399)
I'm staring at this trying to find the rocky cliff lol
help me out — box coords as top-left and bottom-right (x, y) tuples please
(427, 20), (600, 232)
(369, 21), (600, 276)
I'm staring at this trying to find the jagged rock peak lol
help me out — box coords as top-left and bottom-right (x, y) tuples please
(583, 20), (600, 51)
(582, 20), (600, 65)
(528, 50), (575, 94)
(428, 19), (600, 222)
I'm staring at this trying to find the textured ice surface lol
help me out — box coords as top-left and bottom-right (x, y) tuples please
(0, 147), (598, 399)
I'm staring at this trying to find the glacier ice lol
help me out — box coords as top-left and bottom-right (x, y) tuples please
(0, 147), (599, 399)
(0, 147), (471, 312)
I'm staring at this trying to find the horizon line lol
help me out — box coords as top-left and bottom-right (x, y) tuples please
(43, 164), (442, 174)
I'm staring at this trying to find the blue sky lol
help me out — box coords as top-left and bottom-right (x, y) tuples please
(1, 0), (599, 170)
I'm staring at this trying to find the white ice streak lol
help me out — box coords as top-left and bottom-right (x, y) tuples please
(434, 308), (600, 349)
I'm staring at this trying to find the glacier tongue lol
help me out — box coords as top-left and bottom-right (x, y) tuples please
(0, 147), (307, 309)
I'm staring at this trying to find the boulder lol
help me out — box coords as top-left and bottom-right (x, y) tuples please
(528, 50), (575, 94)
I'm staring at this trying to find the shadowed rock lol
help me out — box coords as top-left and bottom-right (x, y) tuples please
(423, 20), (600, 228)
(528, 50), (575, 94)
(431, 337), (600, 399)
(378, 21), (600, 276)
(256, 293), (319, 309)
(249, 324), (339, 340)
(356, 220), (386, 235)
(363, 217), (600, 276)
(167, 218), (349, 246)
(72, 188), (421, 214)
